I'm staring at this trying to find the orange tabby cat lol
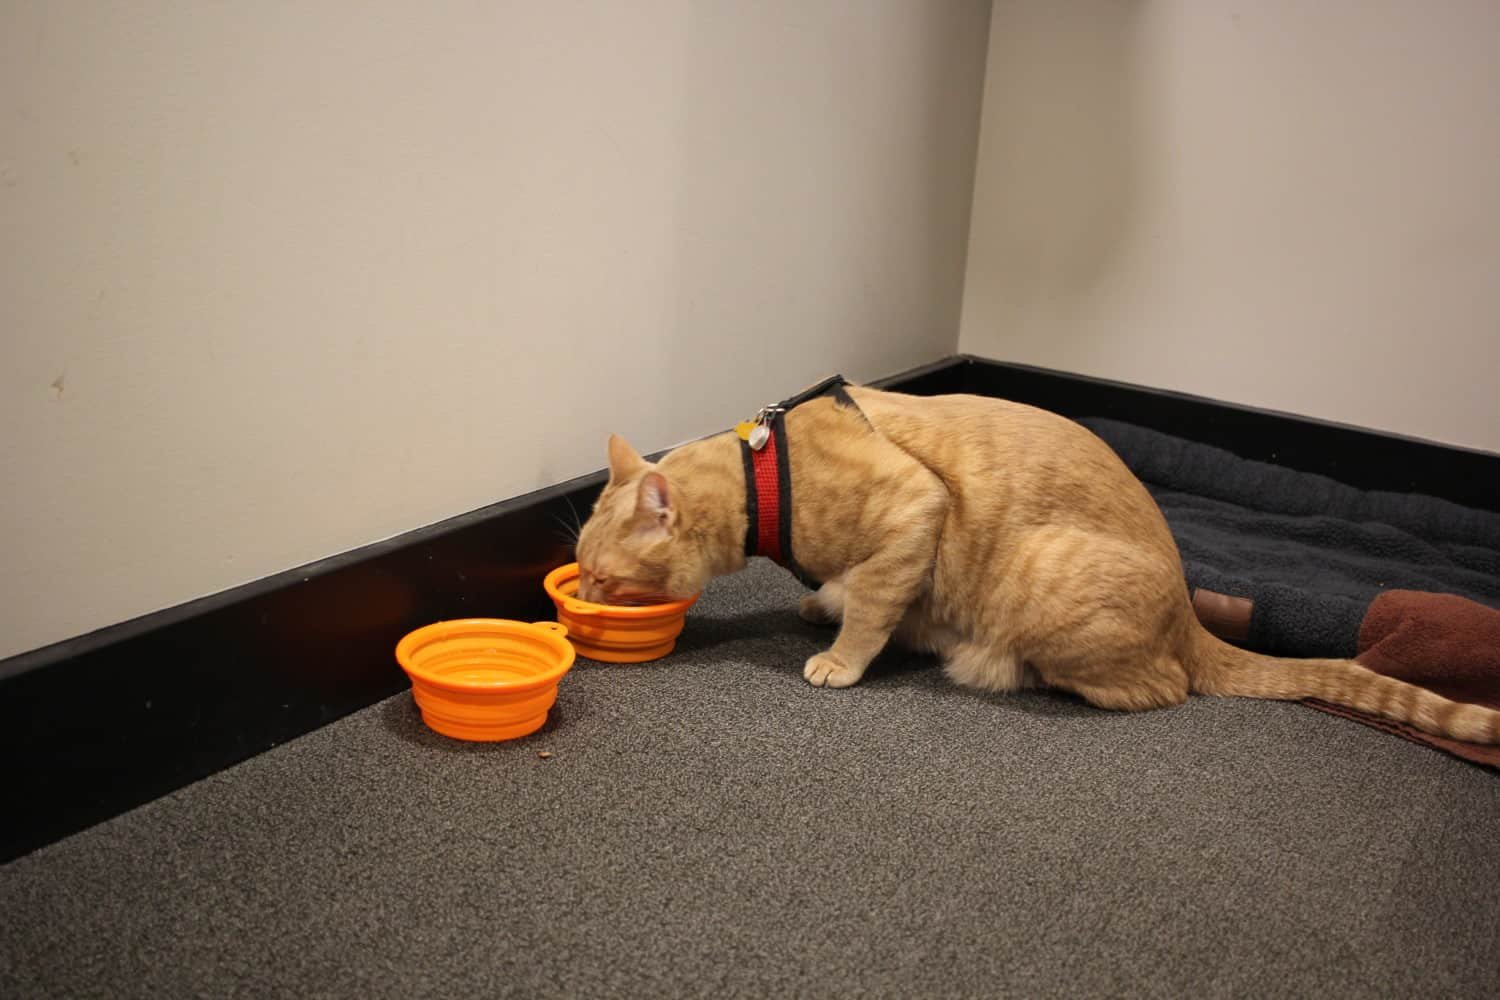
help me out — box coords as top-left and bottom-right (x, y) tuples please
(575, 385), (1500, 743)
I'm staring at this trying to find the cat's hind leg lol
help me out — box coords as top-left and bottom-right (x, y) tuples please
(942, 640), (1037, 693)
(1034, 653), (1189, 711)
(995, 526), (1189, 711)
(893, 602), (963, 656)
(798, 578), (845, 626)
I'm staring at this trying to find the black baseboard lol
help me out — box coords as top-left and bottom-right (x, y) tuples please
(0, 471), (609, 864)
(3, 354), (1494, 862)
(957, 356), (1500, 512)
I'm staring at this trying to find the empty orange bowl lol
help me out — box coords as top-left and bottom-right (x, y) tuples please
(394, 618), (575, 741)
(543, 563), (699, 663)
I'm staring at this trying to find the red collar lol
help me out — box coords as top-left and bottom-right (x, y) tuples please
(737, 375), (861, 586)
(743, 424), (788, 564)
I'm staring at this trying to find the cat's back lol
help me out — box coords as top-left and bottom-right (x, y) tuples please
(846, 386), (1165, 537)
(846, 386), (1103, 471)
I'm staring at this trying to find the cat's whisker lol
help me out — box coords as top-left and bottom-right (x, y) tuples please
(562, 495), (584, 538)
(548, 511), (581, 549)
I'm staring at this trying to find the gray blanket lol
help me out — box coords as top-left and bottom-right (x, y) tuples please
(1081, 418), (1500, 657)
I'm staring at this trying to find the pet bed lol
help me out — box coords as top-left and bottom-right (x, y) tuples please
(1083, 418), (1500, 767)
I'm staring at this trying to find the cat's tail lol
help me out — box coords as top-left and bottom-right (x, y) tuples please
(1185, 624), (1500, 744)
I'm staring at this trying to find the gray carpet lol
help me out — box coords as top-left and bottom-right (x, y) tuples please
(4, 561), (1498, 999)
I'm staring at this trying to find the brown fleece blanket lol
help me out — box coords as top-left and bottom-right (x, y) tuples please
(1313, 591), (1500, 767)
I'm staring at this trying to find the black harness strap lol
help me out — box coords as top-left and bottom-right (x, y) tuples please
(740, 374), (865, 587)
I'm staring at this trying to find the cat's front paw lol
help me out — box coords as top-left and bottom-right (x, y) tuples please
(803, 651), (864, 689)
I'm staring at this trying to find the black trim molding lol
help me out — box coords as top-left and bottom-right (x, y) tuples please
(958, 356), (1500, 512)
(3, 354), (1495, 862)
(0, 473), (606, 863)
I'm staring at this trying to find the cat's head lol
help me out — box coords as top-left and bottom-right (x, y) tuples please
(574, 434), (708, 605)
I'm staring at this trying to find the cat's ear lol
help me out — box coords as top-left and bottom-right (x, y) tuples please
(607, 434), (647, 483)
(636, 472), (676, 533)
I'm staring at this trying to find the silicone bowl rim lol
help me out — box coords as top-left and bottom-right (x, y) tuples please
(394, 618), (575, 694)
(543, 562), (699, 618)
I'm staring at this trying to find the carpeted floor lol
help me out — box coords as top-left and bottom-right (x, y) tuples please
(3, 560), (1498, 999)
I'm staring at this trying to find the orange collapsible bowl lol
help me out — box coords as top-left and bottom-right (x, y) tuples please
(543, 563), (699, 663)
(394, 618), (575, 741)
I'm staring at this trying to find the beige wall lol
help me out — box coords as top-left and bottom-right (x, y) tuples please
(0, 1), (991, 659)
(960, 1), (1500, 453)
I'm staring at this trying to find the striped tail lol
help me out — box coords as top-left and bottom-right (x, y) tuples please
(1186, 625), (1500, 744)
